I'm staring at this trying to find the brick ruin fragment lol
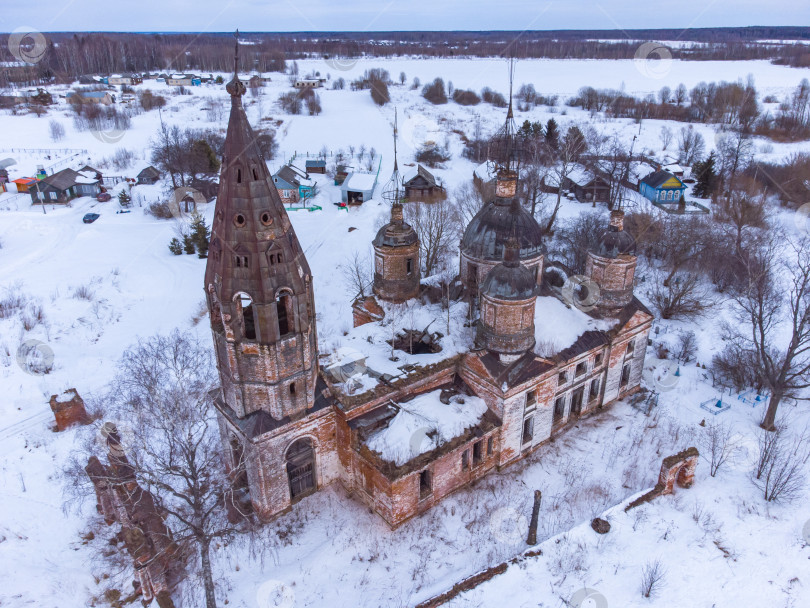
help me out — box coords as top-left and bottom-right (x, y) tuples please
(49, 388), (90, 431)
(625, 446), (699, 511)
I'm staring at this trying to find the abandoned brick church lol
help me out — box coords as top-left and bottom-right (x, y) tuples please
(205, 57), (653, 528)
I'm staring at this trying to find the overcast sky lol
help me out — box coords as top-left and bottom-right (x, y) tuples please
(2, 0), (805, 33)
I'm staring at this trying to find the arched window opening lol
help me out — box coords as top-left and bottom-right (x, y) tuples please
(276, 292), (292, 336)
(253, 167), (259, 180)
(289, 383), (296, 395)
(236, 168), (242, 184)
(277, 253), (283, 264)
(238, 293), (256, 340)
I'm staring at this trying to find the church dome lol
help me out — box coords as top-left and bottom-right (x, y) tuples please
(480, 242), (537, 301)
(595, 210), (635, 258)
(461, 198), (545, 262)
(373, 203), (418, 248)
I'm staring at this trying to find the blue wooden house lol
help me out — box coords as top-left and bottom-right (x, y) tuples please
(272, 165), (314, 204)
(639, 170), (686, 203)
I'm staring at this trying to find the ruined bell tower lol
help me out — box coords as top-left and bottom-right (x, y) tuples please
(204, 43), (319, 422)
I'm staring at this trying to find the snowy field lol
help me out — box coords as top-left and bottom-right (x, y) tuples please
(1, 56), (810, 608)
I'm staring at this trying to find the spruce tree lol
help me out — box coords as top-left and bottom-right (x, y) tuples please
(693, 152), (717, 198)
(182, 234), (196, 254)
(545, 118), (559, 150)
(189, 212), (210, 259)
(168, 237), (183, 255)
(118, 189), (132, 207)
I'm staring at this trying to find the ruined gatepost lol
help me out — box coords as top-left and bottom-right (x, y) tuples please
(625, 446), (699, 511)
(49, 388), (90, 431)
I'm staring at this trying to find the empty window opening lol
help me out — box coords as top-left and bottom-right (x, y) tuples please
(252, 168), (259, 180)
(235, 255), (248, 268)
(277, 253), (283, 264)
(276, 292), (292, 336)
(575, 361), (587, 377)
(406, 258), (413, 275)
(558, 371), (567, 385)
(554, 396), (566, 422)
(526, 390), (537, 409)
(289, 383), (296, 396)
(419, 470), (432, 499)
(594, 353), (603, 367)
(626, 340), (635, 355)
(590, 379), (600, 401)
(286, 438), (315, 499)
(461, 450), (469, 471)
(236, 168), (242, 183)
(522, 416), (534, 445)
(238, 293), (256, 340)
(487, 436), (494, 456)
(621, 363), (631, 387)
(473, 441), (483, 466)
(571, 386), (585, 415)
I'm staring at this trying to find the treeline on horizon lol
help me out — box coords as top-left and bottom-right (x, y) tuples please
(3, 26), (810, 86)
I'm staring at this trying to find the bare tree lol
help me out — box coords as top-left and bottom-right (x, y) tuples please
(339, 250), (372, 300)
(405, 199), (457, 276)
(49, 119), (65, 142)
(716, 130), (754, 193)
(699, 421), (739, 477)
(659, 126), (673, 151)
(726, 237), (810, 430)
(452, 181), (486, 236)
(648, 270), (714, 320)
(677, 125), (705, 165)
(546, 126), (587, 233)
(714, 186), (767, 254)
(103, 331), (248, 608)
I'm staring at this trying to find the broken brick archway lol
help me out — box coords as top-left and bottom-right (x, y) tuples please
(286, 437), (317, 501)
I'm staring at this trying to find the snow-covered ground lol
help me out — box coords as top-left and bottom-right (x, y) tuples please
(1, 56), (809, 608)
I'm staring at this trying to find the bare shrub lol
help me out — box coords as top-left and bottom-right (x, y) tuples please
(698, 421), (739, 477)
(0, 285), (28, 319)
(73, 284), (95, 301)
(21, 301), (46, 331)
(640, 559), (666, 599)
(278, 91), (302, 114)
(147, 201), (174, 219)
(109, 147), (134, 171)
(674, 330), (697, 363)
(481, 87), (507, 107)
(305, 92), (322, 115)
(370, 79), (389, 106)
(752, 425), (810, 502)
(422, 78), (447, 104)
(49, 119), (65, 142)
(415, 140), (450, 168)
(452, 89), (480, 106)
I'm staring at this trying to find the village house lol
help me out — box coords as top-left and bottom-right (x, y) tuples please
(66, 90), (114, 105)
(137, 166), (162, 185)
(563, 167), (611, 204)
(402, 164), (443, 200)
(293, 78), (324, 89)
(272, 164), (314, 204)
(29, 167), (102, 204)
(203, 59), (652, 530)
(107, 74), (142, 86)
(341, 171), (378, 205)
(639, 170), (686, 203)
(305, 159), (326, 175)
(167, 74), (201, 86)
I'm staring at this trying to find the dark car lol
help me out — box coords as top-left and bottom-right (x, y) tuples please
(83, 213), (100, 224)
(97, 192), (111, 202)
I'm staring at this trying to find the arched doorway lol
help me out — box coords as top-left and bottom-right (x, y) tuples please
(286, 438), (316, 500)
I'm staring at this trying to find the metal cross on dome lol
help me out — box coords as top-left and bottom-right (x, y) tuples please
(382, 108), (404, 206)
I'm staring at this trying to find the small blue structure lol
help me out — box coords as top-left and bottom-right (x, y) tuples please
(640, 170), (686, 203)
(700, 397), (730, 415)
(738, 390), (769, 407)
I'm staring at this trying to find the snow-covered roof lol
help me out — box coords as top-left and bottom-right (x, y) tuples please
(74, 170), (100, 184)
(663, 163), (684, 173)
(343, 172), (377, 192)
(474, 160), (496, 182)
(534, 295), (616, 356)
(365, 390), (487, 466)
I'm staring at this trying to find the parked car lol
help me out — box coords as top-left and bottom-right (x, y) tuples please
(82, 213), (100, 224)
(97, 192), (111, 202)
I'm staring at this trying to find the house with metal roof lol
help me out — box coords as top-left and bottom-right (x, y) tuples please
(403, 164), (444, 200)
(639, 170), (686, 203)
(340, 172), (378, 205)
(137, 166), (162, 185)
(272, 164), (314, 204)
(305, 159), (326, 174)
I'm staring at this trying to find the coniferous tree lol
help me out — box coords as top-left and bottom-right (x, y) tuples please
(545, 118), (559, 150)
(189, 212), (210, 258)
(183, 233), (196, 255)
(118, 189), (132, 206)
(693, 152), (718, 198)
(168, 237), (183, 255)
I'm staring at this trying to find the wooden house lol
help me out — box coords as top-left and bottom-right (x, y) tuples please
(167, 74), (201, 86)
(563, 168), (611, 204)
(12, 177), (38, 193)
(137, 166), (161, 185)
(272, 165), (314, 204)
(305, 159), (326, 175)
(66, 91), (114, 105)
(403, 164), (443, 200)
(639, 170), (686, 203)
(293, 78), (323, 89)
